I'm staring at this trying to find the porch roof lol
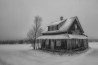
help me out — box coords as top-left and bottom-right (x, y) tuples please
(37, 34), (69, 39)
(37, 34), (88, 39)
(68, 34), (88, 39)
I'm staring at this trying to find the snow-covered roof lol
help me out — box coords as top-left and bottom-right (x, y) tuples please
(43, 17), (75, 33)
(49, 19), (65, 26)
(68, 34), (88, 39)
(37, 34), (69, 39)
(59, 17), (75, 31)
(43, 16), (84, 34)
(42, 30), (61, 34)
(37, 34), (87, 39)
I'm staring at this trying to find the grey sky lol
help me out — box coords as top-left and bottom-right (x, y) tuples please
(0, 0), (98, 40)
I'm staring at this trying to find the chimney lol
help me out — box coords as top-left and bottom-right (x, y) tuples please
(60, 16), (63, 21)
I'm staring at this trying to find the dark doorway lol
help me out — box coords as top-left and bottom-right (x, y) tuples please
(61, 40), (67, 50)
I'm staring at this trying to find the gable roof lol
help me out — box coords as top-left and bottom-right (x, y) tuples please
(59, 16), (84, 33)
(75, 16), (84, 33)
(59, 17), (75, 31)
(43, 16), (84, 34)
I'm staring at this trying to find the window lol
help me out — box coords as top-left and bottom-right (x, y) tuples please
(75, 24), (77, 29)
(48, 25), (59, 31)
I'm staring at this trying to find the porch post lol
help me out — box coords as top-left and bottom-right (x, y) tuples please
(83, 39), (85, 49)
(54, 39), (56, 50)
(55, 39), (57, 50)
(84, 39), (88, 49)
(43, 39), (45, 49)
(38, 39), (41, 49)
(56, 39), (61, 50)
(87, 39), (88, 48)
(60, 39), (61, 50)
(40, 39), (42, 49)
(50, 39), (54, 50)
(49, 39), (51, 49)
(84, 39), (86, 49)
(64, 39), (67, 50)
(67, 39), (70, 51)
(70, 39), (72, 51)
(43, 39), (46, 49)
(46, 39), (49, 49)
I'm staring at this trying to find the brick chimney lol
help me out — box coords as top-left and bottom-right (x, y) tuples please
(60, 16), (63, 21)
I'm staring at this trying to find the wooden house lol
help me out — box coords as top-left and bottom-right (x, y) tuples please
(37, 16), (88, 51)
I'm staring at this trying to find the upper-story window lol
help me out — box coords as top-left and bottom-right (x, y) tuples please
(75, 24), (78, 30)
(48, 25), (58, 31)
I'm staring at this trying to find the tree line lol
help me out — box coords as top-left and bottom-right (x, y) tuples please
(0, 39), (34, 44)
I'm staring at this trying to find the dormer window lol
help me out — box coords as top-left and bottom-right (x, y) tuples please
(48, 26), (50, 31)
(48, 25), (59, 31)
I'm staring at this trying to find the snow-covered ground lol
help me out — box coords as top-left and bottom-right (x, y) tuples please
(0, 42), (97, 65)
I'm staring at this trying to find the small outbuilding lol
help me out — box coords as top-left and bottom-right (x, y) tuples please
(37, 16), (88, 51)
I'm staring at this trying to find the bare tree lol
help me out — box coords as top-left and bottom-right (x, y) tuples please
(27, 16), (42, 49)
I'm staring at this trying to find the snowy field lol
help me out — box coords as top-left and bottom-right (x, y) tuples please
(0, 42), (98, 65)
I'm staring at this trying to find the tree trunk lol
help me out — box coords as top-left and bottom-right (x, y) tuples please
(33, 39), (36, 49)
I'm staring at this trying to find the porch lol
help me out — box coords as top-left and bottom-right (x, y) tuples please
(37, 34), (88, 51)
(39, 39), (88, 51)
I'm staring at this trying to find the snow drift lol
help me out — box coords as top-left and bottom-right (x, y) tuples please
(0, 42), (97, 65)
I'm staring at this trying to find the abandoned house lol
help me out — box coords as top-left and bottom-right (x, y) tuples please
(37, 16), (88, 51)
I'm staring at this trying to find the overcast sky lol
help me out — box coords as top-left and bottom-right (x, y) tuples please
(0, 0), (98, 40)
